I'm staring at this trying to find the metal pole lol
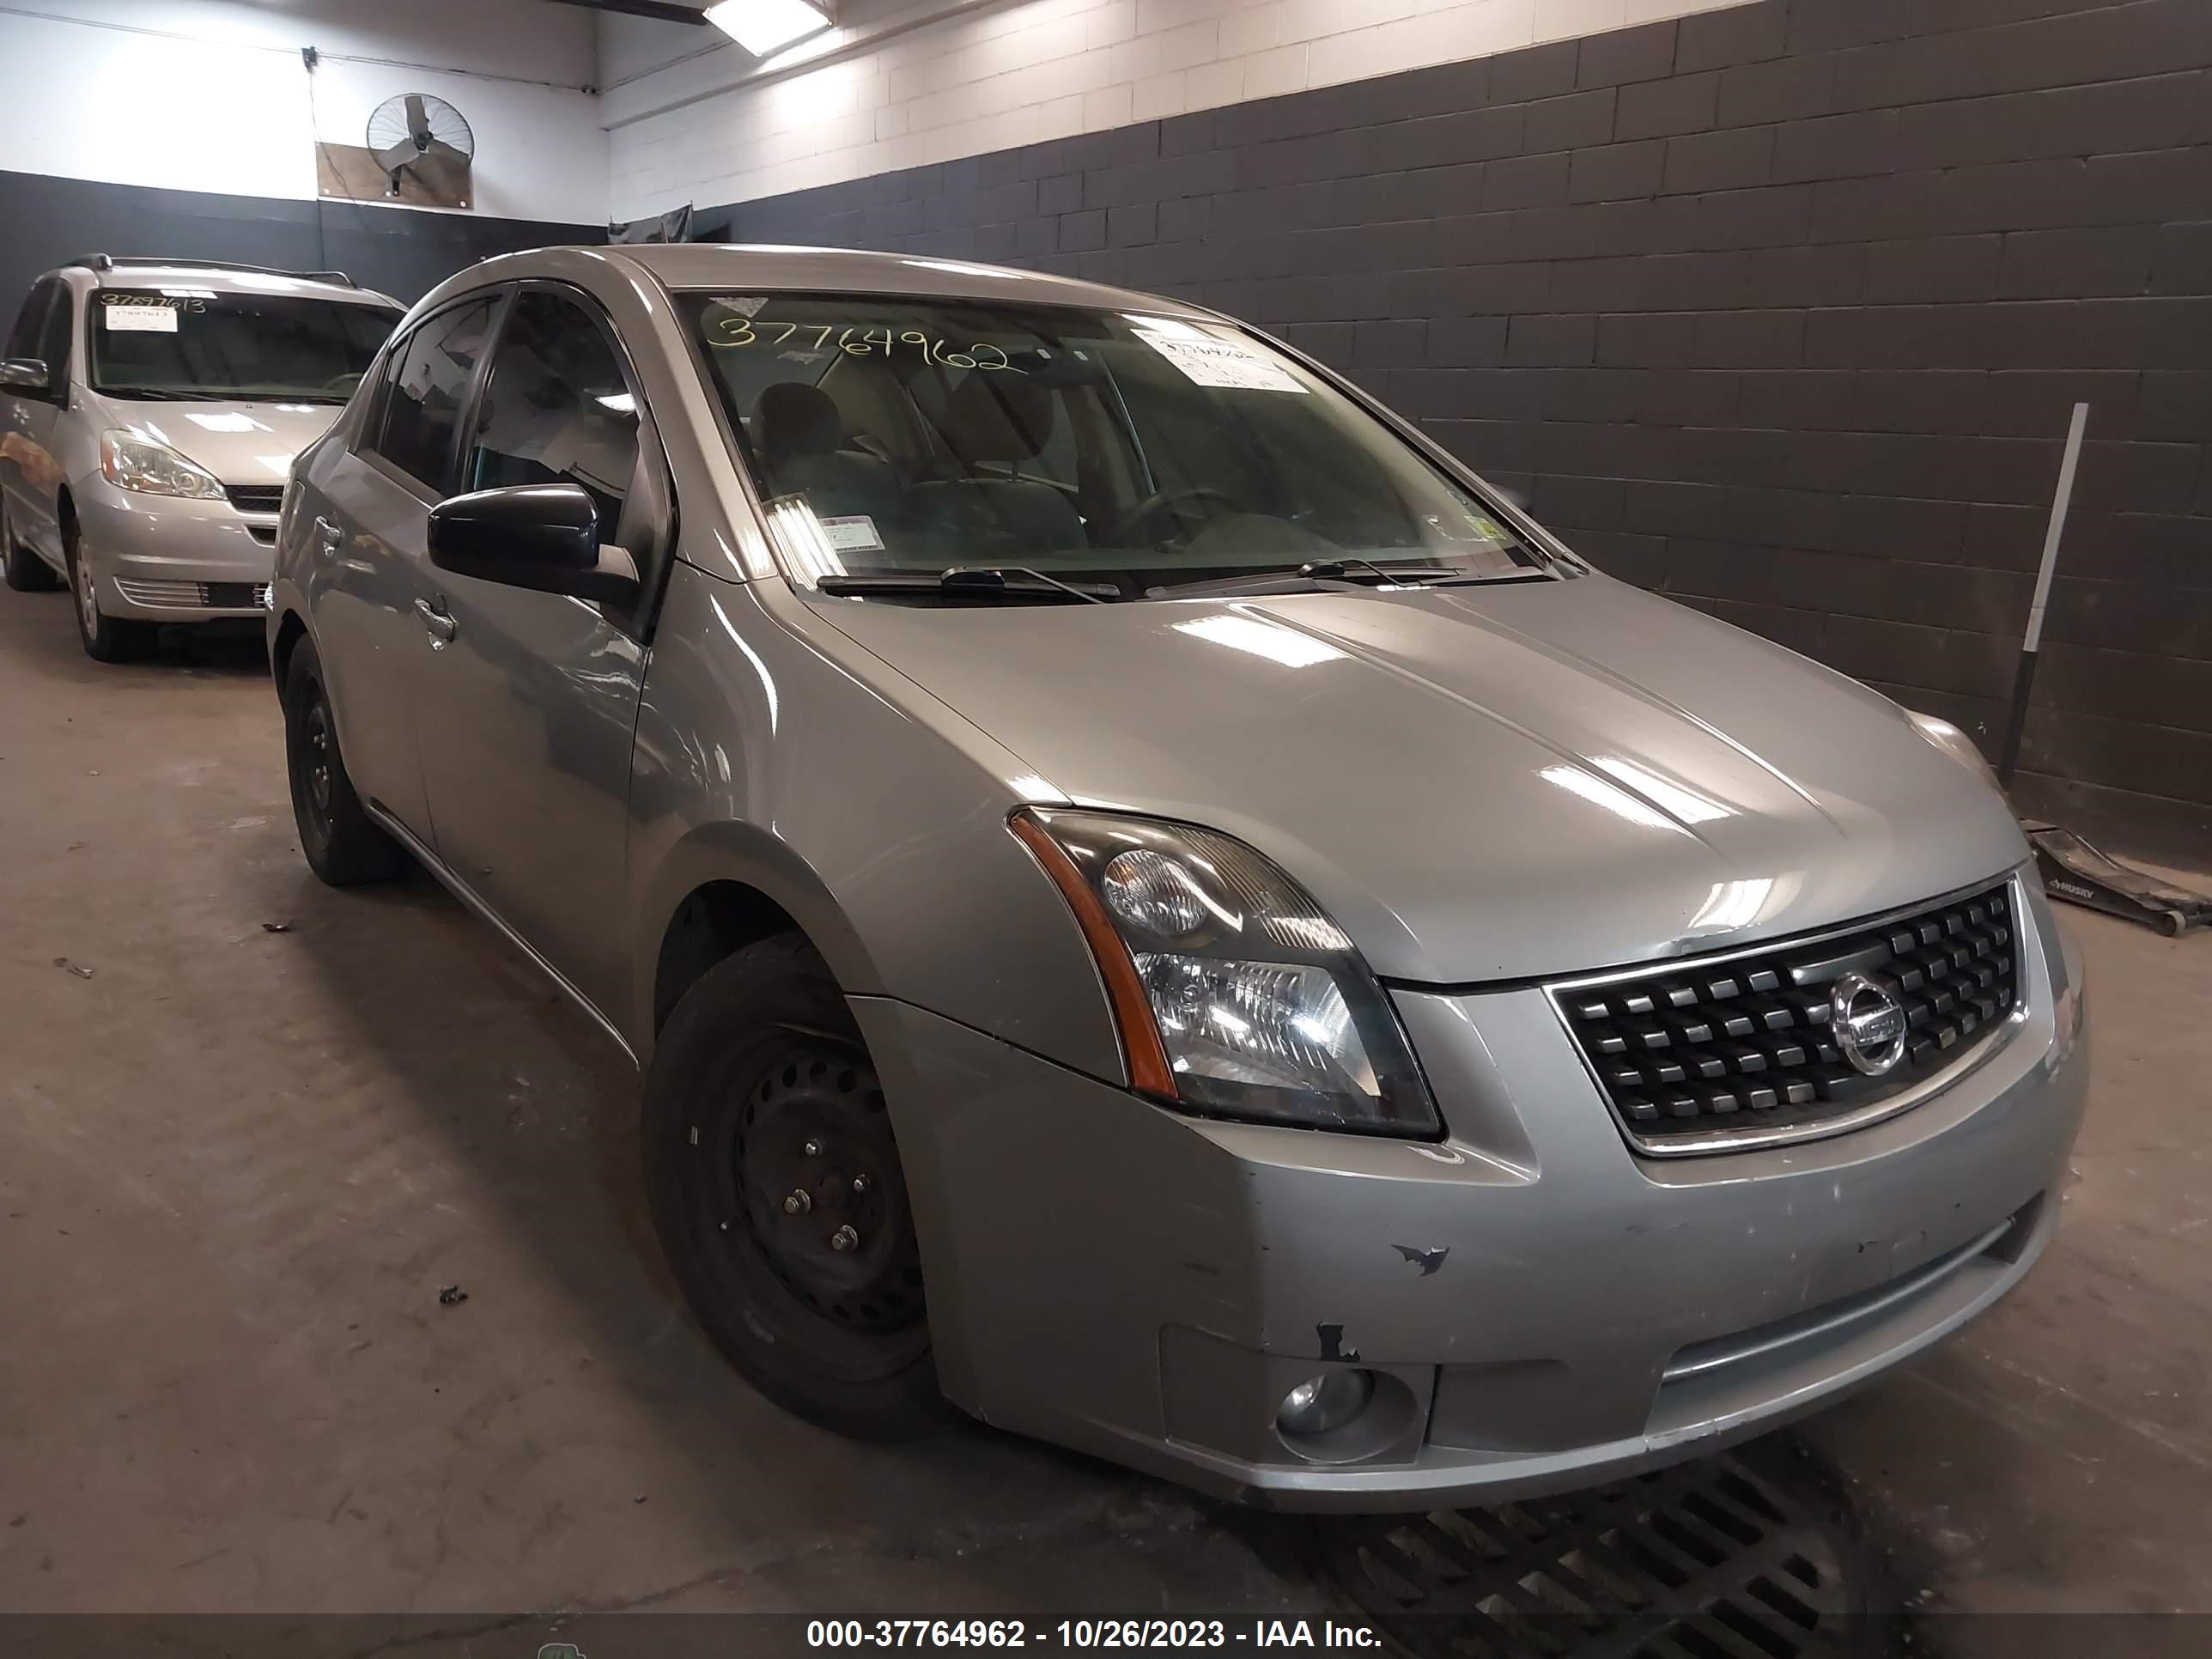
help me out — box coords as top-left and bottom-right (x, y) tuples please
(1998, 401), (2088, 786)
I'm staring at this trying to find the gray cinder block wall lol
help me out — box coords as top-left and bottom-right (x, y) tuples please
(704, 0), (2212, 864)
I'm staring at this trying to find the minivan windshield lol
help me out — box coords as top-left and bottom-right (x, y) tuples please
(89, 289), (402, 405)
(680, 293), (1546, 599)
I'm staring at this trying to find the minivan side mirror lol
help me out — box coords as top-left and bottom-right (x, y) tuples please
(427, 483), (639, 604)
(0, 358), (51, 395)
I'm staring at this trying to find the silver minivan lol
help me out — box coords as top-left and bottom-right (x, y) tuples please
(1, 256), (400, 659)
(271, 244), (2088, 1511)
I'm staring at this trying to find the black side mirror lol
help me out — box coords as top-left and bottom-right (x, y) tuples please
(1, 357), (51, 395)
(428, 483), (638, 603)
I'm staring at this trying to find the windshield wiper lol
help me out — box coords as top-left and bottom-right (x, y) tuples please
(815, 567), (1121, 605)
(96, 386), (233, 402)
(1148, 561), (1508, 599)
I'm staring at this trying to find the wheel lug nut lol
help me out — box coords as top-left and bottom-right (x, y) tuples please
(782, 1190), (811, 1215)
(849, 1174), (869, 1196)
(830, 1224), (859, 1252)
(802, 1137), (823, 1157)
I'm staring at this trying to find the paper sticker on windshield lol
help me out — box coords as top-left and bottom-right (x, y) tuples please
(1136, 329), (1308, 394)
(103, 304), (179, 333)
(714, 295), (768, 319)
(817, 515), (885, 555)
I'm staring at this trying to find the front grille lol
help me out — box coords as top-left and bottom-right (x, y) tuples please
(1554, 879), (2021, 1154)
(225, 483), (284, 514)
(113, 577), (271, 611)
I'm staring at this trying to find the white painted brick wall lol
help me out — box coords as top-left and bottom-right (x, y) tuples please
(605, 0), (1755, 222)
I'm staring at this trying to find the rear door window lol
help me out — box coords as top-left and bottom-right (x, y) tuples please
(4, 279), (53, 362)
(36, 284), (73, 385)
(368, 296), (499, 494)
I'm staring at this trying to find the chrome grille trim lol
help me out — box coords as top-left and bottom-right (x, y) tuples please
(112, 577), (272, 611)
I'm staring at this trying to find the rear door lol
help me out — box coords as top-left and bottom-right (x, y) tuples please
(410, 285), (665, 1023)
(302, 292), (501, 840)
(0, 279), (70, 568)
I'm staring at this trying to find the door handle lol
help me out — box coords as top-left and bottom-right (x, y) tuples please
(414, 596), (458, 649)
(311, 515), (342, 557)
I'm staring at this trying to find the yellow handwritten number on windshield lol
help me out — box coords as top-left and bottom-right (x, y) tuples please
(708, 314), (1010, 370)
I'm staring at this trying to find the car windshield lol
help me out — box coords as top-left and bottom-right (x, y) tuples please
(89, 289), (402, 404)
(680, 292), (1546, 598)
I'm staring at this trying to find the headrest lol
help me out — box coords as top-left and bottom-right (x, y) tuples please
(752, 381), (843, 461)
(936, 373), (1056, 465)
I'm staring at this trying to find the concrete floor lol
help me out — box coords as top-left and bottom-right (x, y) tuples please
(2, 586), (2208, 1627)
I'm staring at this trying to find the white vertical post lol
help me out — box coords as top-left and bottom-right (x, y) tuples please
(2000, 401), (2089, 783)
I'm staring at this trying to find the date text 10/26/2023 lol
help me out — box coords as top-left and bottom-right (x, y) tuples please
(801, 1620), (1382, 1650)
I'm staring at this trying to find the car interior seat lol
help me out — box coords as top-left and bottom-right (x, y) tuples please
(911, 374), (1087, 555)
(750, 380), (902, 527)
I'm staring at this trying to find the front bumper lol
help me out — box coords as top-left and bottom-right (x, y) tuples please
(75, 479), (276, 620)
(855, 874), (2087, 1513)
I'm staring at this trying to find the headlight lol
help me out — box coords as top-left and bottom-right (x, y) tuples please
(1907, 709), (2003, 793)
(1010, 809), (1440, 1137)
(100, 430), (227, 501)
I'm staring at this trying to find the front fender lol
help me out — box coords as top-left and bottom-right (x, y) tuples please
(628, 817), (885, 1062)
(623, 562), (1125, 1082)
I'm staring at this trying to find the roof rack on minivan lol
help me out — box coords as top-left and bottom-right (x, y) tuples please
(67, 253), (361, 289)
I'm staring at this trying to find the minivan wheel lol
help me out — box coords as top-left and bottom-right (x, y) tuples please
(282, 635), (405, 886)
(66, 523), (155, 662)
(2, 497), (60, 591)
(644, 934), (944, 1439)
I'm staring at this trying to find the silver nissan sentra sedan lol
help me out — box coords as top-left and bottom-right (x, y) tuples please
(270, 244), (2088, 1511)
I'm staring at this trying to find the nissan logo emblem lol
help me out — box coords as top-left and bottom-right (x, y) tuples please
(1831, 970), (1908, 1076)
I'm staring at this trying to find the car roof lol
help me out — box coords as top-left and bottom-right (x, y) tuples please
(599, 242), (1220, 321)
(55, 261), (402, 309)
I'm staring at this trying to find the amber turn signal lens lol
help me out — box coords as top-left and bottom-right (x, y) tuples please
(1008, 811), (1178, 1100)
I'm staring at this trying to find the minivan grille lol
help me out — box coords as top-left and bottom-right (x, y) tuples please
(1553, 880), (2021, 1154)
(225, 484), (284, 514)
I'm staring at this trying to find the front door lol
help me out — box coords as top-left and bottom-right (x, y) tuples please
(0, 279), (70, 568)
(412, 288), (653, 1026)
(305, 295), (500, 840)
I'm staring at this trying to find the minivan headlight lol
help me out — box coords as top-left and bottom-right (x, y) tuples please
(1906, 709), (2003, 793)
(1010, 808), (1440, 1137)
(100, 430), (227, 501)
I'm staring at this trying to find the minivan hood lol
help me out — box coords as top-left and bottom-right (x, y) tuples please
(815, 574), (2029, 985)
(90, 397), (341, 488)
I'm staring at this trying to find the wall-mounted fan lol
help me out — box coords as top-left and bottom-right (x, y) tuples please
(366, 93), (475, 204)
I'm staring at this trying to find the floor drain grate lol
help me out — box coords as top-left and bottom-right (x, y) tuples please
(1313, 1451), (1865, 1659)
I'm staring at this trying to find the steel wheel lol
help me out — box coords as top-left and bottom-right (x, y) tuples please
(643, 934), (944, 1438)
(732, 1041), (925, 1336)
(281, 634), (404, 886)
(301, 693), (337, 828)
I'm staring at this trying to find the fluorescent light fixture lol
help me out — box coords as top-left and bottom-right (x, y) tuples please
(704, 0), (832, 58)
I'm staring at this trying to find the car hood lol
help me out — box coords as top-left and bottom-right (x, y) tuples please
(90, 397), (341, 488)
(813, 574), (2030, 985)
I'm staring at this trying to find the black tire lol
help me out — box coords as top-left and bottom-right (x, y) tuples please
(2, 496), (60, 591)
(66, 520), (155, 662)
(644, 934), (945, 1439)
(282, 635), (406, 886)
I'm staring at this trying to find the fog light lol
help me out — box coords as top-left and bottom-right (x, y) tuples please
(1277, 1369), (1373, 1437)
